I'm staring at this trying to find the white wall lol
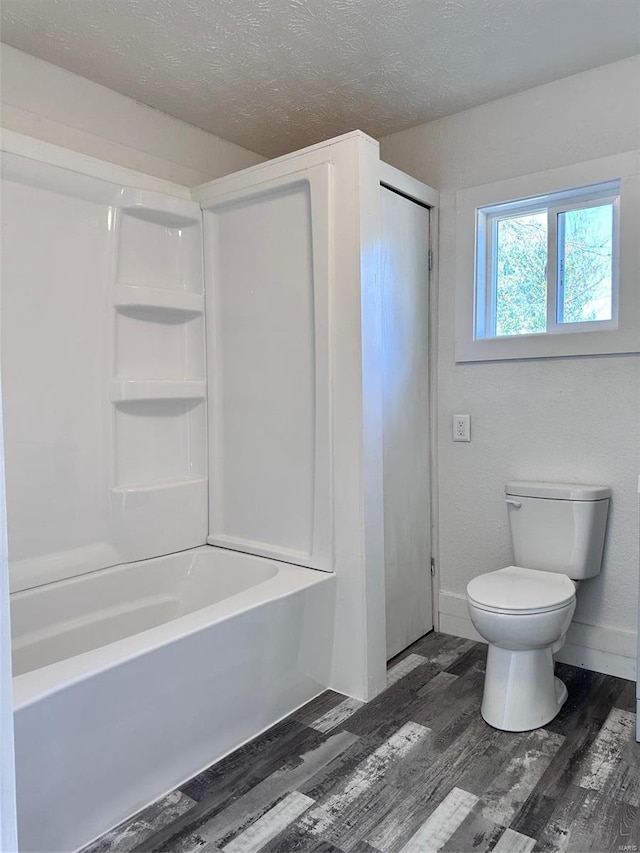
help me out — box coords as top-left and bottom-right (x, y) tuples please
(0, 45), (265, 185)
(380, 55), (640, 679)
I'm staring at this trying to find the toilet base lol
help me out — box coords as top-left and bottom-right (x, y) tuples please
(480, 643), (568, 732)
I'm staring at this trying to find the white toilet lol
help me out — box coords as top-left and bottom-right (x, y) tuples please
(466, 481), (610, 732)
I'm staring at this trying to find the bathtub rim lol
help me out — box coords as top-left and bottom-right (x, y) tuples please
(12, 545), (334, 711)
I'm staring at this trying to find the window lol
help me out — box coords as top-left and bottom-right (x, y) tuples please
(455, 151), (639, 362)
(476, 181), (619, 341)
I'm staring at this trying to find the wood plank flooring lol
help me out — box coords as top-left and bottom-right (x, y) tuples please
(81, 633), (639, 853)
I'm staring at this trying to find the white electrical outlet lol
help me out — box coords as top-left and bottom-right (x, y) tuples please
(453, 414), (471, 442)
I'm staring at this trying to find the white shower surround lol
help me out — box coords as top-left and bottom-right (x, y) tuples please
(12, 546), (335, 852)
(2, 129), (431, 851)
(2, 133), (391, 705)
(2, 144), (209, 594)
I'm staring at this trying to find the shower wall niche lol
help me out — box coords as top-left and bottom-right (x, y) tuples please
(1, 157), (207, 591)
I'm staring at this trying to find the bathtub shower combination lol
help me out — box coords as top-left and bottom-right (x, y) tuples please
(3, 131), (434, 851)
(2, 143), (345, 853)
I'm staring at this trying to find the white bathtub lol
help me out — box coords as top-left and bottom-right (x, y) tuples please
(11, 546), (336, 852)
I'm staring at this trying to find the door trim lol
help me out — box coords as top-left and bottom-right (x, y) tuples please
(379, 163), (440, 634)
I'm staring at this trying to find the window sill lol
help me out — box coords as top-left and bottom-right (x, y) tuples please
(456, 326), (640, 362)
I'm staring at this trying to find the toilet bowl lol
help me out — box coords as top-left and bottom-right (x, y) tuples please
(467, 566), (576, 730)
(464, 481), (610, 732)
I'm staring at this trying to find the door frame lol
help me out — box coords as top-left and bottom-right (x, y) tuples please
(0, 377), (18, 852)
(379, 162), (440, 635)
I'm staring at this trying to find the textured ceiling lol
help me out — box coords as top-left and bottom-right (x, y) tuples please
(1, 0), (639, 158)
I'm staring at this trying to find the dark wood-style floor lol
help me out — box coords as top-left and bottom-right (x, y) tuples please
(82, 633), (639, 853)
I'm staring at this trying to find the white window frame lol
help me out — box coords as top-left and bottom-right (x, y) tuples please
(477, 183), (620, 340)
(456, 151), (640, 362)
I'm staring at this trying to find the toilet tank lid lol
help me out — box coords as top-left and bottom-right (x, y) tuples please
(505, 481), (611, 501)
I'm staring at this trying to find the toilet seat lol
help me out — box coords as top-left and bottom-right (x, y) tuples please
(467, 566), (575, 616)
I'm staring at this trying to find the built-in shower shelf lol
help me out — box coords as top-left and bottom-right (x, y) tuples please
(111, 477), (208, 497)
(120, 204), (201, 230)
(110, 379), (206, 403)
(114, 284), (204, 319)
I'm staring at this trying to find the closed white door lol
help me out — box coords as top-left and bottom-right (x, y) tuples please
(381, 185), (433, 659)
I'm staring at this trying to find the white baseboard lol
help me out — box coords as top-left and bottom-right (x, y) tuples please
(438, 612), (484, 643)
(439, 591), (637, 682)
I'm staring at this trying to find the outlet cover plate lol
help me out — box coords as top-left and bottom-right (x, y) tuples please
(453, 414), (471, 442)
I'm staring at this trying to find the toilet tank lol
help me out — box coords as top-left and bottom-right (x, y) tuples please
(505, 482), (611, 579)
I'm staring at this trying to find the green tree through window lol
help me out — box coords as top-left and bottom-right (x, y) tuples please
(559, 204), (613, 324)
(495, 212), (547, 336)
